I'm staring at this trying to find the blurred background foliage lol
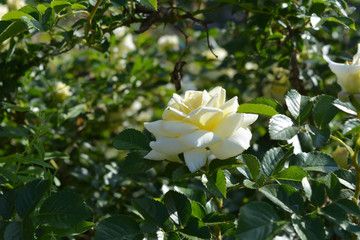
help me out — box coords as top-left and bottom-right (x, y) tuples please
(1, 0), (360, 239)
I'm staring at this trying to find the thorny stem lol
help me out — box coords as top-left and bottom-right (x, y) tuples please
(211, 193), (223, 240)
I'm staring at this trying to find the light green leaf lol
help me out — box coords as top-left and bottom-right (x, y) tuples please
(238, 103), (278, 117)
(202, 170), (227, 199)
(272, 166), (308, 181)
(343, 119), (360, 135)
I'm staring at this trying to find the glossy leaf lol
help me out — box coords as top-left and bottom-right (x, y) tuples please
(288, 151), (339, 173)
(262, 147), (291, 177)
(238, 154), (261, 180)
(285, 89), (313, 124)
(132, 197), (169, 227)
(94, 215), (140, 240)
(272, 166), (308, 181)
(202, 170), (227, 199)
(333, 99), (357, 115)
(238, 103), (279, 117)
(269, 114), (300, 140)
(312, 95), (339, 128)
(163, 190), (192, 226)
(292, 214), (325, 240)
(325, 172), (341, 201)
(343, 119), (360, 135)
(112, 128), (150, 150)
(179, 217), (211, 239)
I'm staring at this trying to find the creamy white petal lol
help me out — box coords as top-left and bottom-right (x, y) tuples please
(150, 138), (190, 155)
(162, 120), (198, 136)
(172, 93), (190, 113)
(212, 113), (243, 137)
(210, 128), (252, 159)
(162, 107), (187, 121)
(220, 96), (239, 116)
(353, 43), (360, 65)
(209, 86), (226, 107)
(240, 113), (258, 127)
(144, 150), (167, 160)
(184, 90), (204, 110)
(184, 148), (208, 172)
(179, 130), (221, 148)
(187, 107), (223, 129)
(144, 120), (166, 137)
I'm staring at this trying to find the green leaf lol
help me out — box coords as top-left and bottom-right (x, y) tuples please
(16, 179), (50, 218)
(2, 102), (30, 112)
(137, 0), (157, 10)
(38, 191), (92, 228)
(335, 169), (356, 190)
(94, 215), (140, 240)
(179, 217), (211, 239)
(41, 7), (55, 31)
(289, 151), (339, 173)
(110, 0), (127, 6)
(44, 221), (94, 238)
(64, 103), (86, 119)
(190, 201), (206, 219)
(236, 201), (286, 239)
(4, 222), (23, 240)
(202, 170), (227, 199)
(202, 212), (234, 225)
(21, 17), (44, 31)
(163, 190), (191, 226)
(267, 32), (284, 40)
(44, 152), (69, 160)
(112, 129), (150, 150)
(208, 158), (244, 174)
(0, 190), (16, 220)
(19, 6), (41, 21)
(50, 1), (71, 13)
(249, 97), (284, 114)
(305, 125), (330, 148)
(175, 186), (206, 206)
(343, 119), (360, 135)
(238, 154), (261, 180)
(260, 184), (304, 214)
(285, 89), (313, 124)
(262, 147), (291, 177)
(292, 214), (325, 240)
(336, 199), (360, 218)
(25, 156), (54, 169)
(2, 11), (35, 21)
(310, 180), (326, 207)
(132, 197), (169, 227)
(272, 166), (308, 181)
(0, 21), (25, 44)
(269, 114), (300, 140)
(71, 3), (87, 10)
(238, 103), (278, 117)
(325, 172), (341, 201)
(297, 130), (314, 152)
(164, 232), (180, 240)
(326, 16), (356, 30)
(312, 95), (339, 128)
(333, 99), (357, 115)
(0, 126), (30, 138)
(122, 151), (156, 174)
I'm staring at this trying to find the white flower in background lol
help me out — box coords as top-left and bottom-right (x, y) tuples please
(203, 47), (228, 61)
(158, 34), (180, 52)
(144, 86), (257, 173)
(324, 44), (360, 94)
(7, 0), (25, 11)
(112, 26), (136, 57)
(55, 81), (72, 101)
(0, 4), (8, 20)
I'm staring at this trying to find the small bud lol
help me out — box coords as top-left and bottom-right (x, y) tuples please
(338, 91), (350, 102)
(332, 146), (349, 169)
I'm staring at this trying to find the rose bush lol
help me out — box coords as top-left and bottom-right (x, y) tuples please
(144, 86), (257, 172)
(325, 44), (360, 94)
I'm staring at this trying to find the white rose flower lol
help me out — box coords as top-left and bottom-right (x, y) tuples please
(144, 86), (257, 173)
(324, 44), (360, 94)
(158, 35), (180, 52)
(55, 81), (72, 101)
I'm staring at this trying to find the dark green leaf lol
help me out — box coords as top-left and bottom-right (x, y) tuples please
(238, 154), (261, 180)
(0, 21), (25, 44)
(21, 17), (44, 31)
(297, 130), (314, 152)
(208, 158), (244, 174)
(334, 169), (356, 190)
(262, 147), (291, 177)
(2, 102), (30, 112)
(179, 217), (211, 239)
(16, 179), (50, 218)
(325, 172), (341, 201)
(111, 0), (127, 6)
(164, 232), (180, 240)
(202, 212), (234, 225)
(19, 6), (41, 21)
(38, 191), (92, 228)
(174, 186), (206, 206)
(326, 16), (356, 30)
(269, 114), (300, 140)
(289, 151), (339, 173)
(50, 1), (71, 13)
(132, 197), (169, 227)
(0, 190), (16, 220)
(236, 201), (286, 239)
(292, 214), (325, 240)
(272, 166), (308, 181)
(343, 119), (360, 135)
(260, 184), (304, 214)
(305, 125), (330, 148)
(312, 95), (339, 128)
(94, 215), (140, 240)
(4, 222), (23, 240)
(136, 0), (157, 10)
(310, 181), (326, 207)
(202, 170), (227, 199)
(123, 151), (156, 174)
(41, 7), (55, 31)
(112, 129), (150, 150)
(238, 103), (278, 117)
(0, 126), (30, 138)
(44, 221), (94, 238)
(336, 199), (360, 218)
(285, 89), (313, 124)
(44, 152), (69, 160)
(163, 190), (191, 226)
